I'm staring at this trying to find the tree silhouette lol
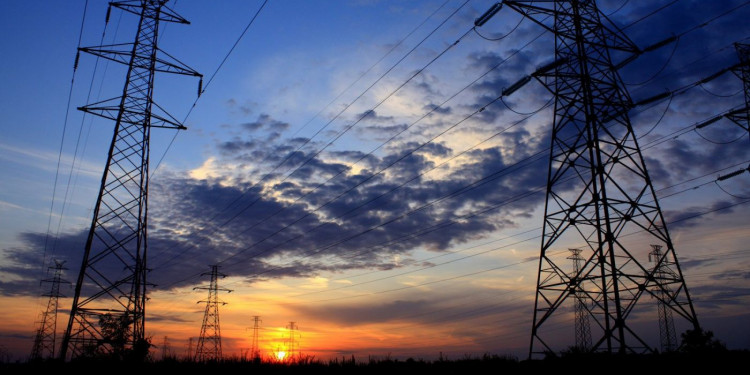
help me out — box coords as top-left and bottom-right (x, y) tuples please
(99, 313), (132, 359)
(679, 328), (727, 353)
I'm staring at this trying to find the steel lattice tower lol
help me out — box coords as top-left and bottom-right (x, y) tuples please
(500, 0), (699, 357)
(30, 261), (70, 360)
(285, 321), (299, 361)
(250, 316), (262, 360)
(727, 42), (750, 138)
(568, 249), (592, 351)
(60, 0), (201, 360)
(649, 245), (678, 352)
(185, 337), (194, 361)
(195, 265), (232, 362)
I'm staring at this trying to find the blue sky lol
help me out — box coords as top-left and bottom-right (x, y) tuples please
(1, 0), (749, 361)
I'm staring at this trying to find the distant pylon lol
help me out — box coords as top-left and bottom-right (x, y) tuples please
(60, 0), (201, 360)
(727, 42), (750, 139)
(194, 265), (232, 362)
(499, 0), (699, 357)
(161, 335), (170, 360)
(568, 249), (592, 352)
(185, 337), (194, 361)
(250, 316), (262, 360)
(30, 260), (69, 360)
(649, 245), (678, 352)
(285, 322), (299, 361)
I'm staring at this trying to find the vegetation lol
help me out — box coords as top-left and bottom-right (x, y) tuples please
(5, 349), (750, 374)
(5, 328), (741, 373)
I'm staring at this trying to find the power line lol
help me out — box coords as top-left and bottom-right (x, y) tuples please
(214, 77), (745, 283)
(156, 90), (747, 291)
(280, 161), (750, 299)
(150, 0), (474, 268)
(207, 4), (750, 269)
(41, 0), (90, 279)
(274, 198), (750, 306)
(152, 0), (269, 175)
(151, 2), (750, 294)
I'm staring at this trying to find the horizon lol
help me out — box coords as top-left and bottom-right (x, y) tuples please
(1, 0), (749, 362)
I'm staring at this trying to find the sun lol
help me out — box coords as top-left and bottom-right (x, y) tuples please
(275, 350), (287, 361)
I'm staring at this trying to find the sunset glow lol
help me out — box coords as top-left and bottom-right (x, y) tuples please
(1, 0), (749, 363)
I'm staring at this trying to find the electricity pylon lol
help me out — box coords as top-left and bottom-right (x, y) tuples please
(249, 316), (262, 360)
(60, 0), (201, 360)
(568, 249), (591, 351)
(285, 321), (299, 362)
(30, 261), (69, 360)
(649, 245), (678, 352)
(727, 42), (750, 138)
(185, 337), (194, 361)
(194, 265), (232, 362)
(497, 0), (699, 357)
(161, 335), (171, 360)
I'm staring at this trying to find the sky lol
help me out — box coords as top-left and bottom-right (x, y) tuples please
(1, 0), (749, 362)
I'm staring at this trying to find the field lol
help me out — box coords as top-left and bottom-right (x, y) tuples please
(5, 350), (749, 374)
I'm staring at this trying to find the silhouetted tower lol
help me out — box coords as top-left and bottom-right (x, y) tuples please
(727, 42), (750, 138)
(185, 337), (194, 361)
(285, 321), (299, 361)
(194, 265), (232, 362)
(161, 335), (171, 360)
(30, 261), (70, 360)
(250, 316), (262, 360)
(496, 1), (699, 357)
(568, 249), (592, 351)
(649, 245), (678, 352)
(60, 0), (201, 360)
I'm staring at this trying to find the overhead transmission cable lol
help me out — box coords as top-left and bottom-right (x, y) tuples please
(150, 0), (472, 266)
(206, 1), (474, 229)
(210, 89), (750, 292)
(206, 59), (742, 274)
(153, 1), (675, 275)
(198, 0), (746, 271)
(277, 160), (750, 298)
(152, 0), (269, 174)
(276, 198), (750, 306)
(51, 3), (124, 259)
(154, 2), (750, 288)
(41, 0), (90, 274)
(163, 97), (745, 294)
(156, 58), (744, 289)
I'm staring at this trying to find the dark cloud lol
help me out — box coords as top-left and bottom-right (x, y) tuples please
(679, 257), (718, 270)
(0, 333), (30, 340)
(357, 123), (409, 142)
(665, 199), (744, 230)
(216, 114), (302, 166)
(690, 284), (750, 309)
(142, 130), (549, 287)
(240, 113), (290, 133)
(226, 98), (256, 116)
(400, 141), (452, 158)
(148, 314), (194, 323)
(710, 270), (750, 281)
(0, 231), (85, 296)
(356, 109), (395, 123)
(422, 103), (452, 115)
(467, 49), (542, 97)
(294, 299), (439, 325)
(647, 136), (749, 186)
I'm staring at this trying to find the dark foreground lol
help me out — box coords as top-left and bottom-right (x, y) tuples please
(5, 351), (749, 374)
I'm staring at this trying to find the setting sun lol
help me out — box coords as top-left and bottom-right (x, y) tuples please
(275, 350), (287, 361)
